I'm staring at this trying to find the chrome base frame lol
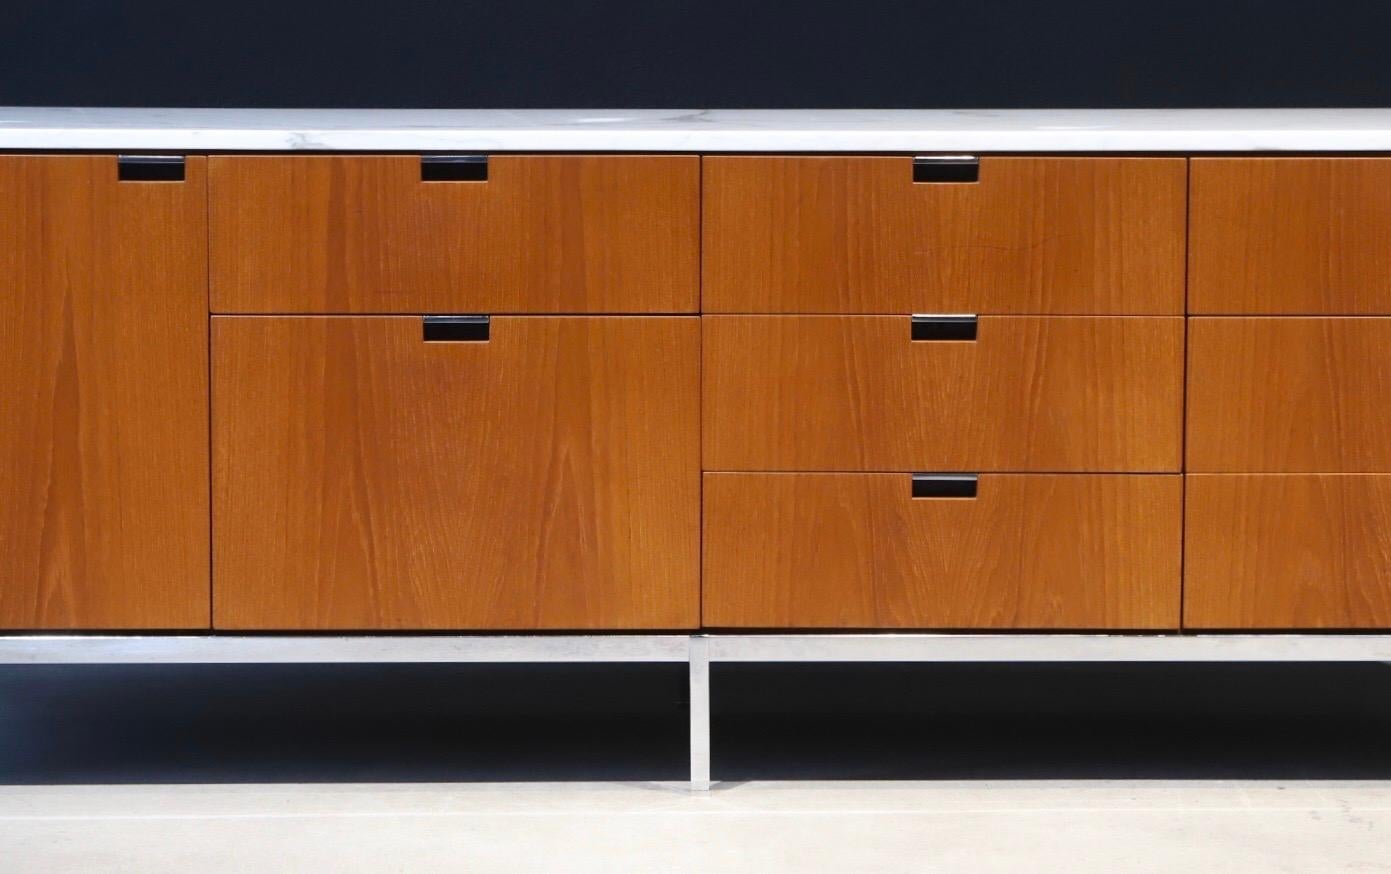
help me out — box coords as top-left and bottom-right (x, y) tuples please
(4, 632), (1391, 790)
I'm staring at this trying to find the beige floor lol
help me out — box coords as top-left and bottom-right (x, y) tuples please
(1, 781), (1389, 872)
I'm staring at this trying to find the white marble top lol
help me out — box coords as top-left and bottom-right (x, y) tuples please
(2, 108), (1391, 152)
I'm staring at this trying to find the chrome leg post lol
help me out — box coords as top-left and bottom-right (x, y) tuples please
(688, 635), (711, 791)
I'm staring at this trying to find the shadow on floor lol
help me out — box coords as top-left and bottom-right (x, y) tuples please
(1, 662), (1388, 783)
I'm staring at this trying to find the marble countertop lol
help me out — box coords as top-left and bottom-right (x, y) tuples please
(3, 108), (1391, 152)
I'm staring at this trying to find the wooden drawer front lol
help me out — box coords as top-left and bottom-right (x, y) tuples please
(212, 316), (699, 630)
(209, 155), (699, 314)
(702, 157), (1186, 314)
(1188, 318), (1391, 472)
(1191, 159), (1391, 314)
(0, 156), (210, 629)
(703, 473), (1180, 629)
(703, 316), (1183, 472)
(1185, 475), (1391, 628)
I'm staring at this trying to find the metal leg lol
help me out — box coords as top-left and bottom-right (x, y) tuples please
(688, 635), (711, 791)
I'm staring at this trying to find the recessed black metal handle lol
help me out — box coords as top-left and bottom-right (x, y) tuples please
(912, 474), (979, 499)
(423, 315), (489, 342)
(421, 155), (488, 182)
(913, 156), (979, 183)
(911, 315), (977, 342)
(117, 155), (185, 182)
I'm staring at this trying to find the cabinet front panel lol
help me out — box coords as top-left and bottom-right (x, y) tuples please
(703, 156), (1186, 314)
(703, 316), (1183, 472)
(209, 155), (699, 314)
(1191, 158), (1391, 314)
(703, 473), (1180, 629)
(212, 316), (699, 630)
(1187, 317), (1391, 472)
(0, 156), (210, 629)
(1185, 474), (1391, 628)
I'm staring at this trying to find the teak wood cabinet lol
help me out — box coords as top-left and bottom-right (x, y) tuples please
(4, 152), (1391, 631)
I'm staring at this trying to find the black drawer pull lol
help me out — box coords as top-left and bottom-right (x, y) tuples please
(117, 155), (185, 182)
(911, 314), (977, 342)
(913, 156), (979, 183)
(421, 155), (488, 182)
(423, 315), (489, 342)
(912, 474), (978, 499)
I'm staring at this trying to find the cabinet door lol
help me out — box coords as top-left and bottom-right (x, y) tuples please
(703, 316), (1183, 472)
(703, 157), (1186, 314)
(1191, 159), (1391, 314)
(1185, 475), (1391, 628)
(1187, 318), (1391, 472)
(703, 473), (1181, 629)
(212, 316), (699, 630)
(209, 155), (699, 314)
(0, 156), (209, 629)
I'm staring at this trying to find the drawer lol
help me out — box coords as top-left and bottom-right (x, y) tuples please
(702, 156), (1186, 314)
(1187, 318), (1391, 472)
(1185, 475), (1391, 628)
(703, 316), (1183, 472)
(209, 155), (699, 313)
(1191, 159), (1391, 314)
(703, 473), (1181, 629)
(212, 316), (699, 630)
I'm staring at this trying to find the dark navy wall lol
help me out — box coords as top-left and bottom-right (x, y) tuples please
(3, 0), (1389, 107)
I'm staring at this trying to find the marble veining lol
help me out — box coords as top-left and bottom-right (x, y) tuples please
(3, 108), (1391, 151)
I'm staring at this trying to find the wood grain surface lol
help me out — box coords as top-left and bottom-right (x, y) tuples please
(209, 155), (699, 313)
(0, 156), (210, 629)
(1185, 474), (1391, 628)
(703, 316), (1183, 472)
(702, 156), (1186, 314)
(1187, 318), (1391, 472)
(212, 316), (699, 630)
(1191, 159), (1391, 314)
(703, 473), (1181, 629)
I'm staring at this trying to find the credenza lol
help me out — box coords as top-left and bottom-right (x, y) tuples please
(6, 108), (1391, 787)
